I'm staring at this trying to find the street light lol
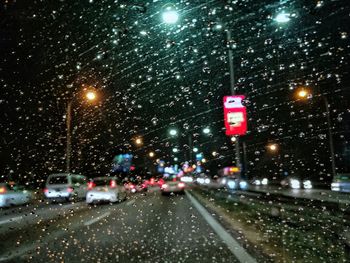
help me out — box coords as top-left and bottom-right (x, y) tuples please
(294, 88), (336, 178)
(86, 91), (97, 101)
(202, 127), (211, 134)
(162, 7), (179, 24)
(267, 143), (278, 152)
(135, 138), (143, 145)
(274, 12), (291, 23)
(172, 148), (178, 153)
(66, 89), (98, 173)
(193, 147), (199, 153)
(149, 151), (155, 158)
(169, 129), (178, 136)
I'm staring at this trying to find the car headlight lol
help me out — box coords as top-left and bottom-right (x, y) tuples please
(227, 180), (236, 189)
(204, 178), (210, 184)
(239, 181), (248, 190)
(303, 180), (312, 189)
(331, 182), (340, 191)
(290, 179), (301, 189)
(261, 178), (268, 185)
(254, 180), (261, 185)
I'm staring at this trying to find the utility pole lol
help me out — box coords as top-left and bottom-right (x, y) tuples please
(323, 97), (336, 178)
(226, 30), (242, 172)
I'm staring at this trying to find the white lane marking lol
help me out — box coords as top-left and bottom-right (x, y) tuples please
(186, 191), (257, 263)
(0, 216), (23, 225)
(84, 212), (110, 226)
(126, 199), (135, 206)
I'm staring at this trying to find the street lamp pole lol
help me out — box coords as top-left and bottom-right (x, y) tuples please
(66, 100), (73, 173)
(323, 96), (336, 178)
(226, 29), (242, 171)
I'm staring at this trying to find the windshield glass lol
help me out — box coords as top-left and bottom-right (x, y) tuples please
(1, 1), (350, 262)
(48, 176), (68, 185)
(93, 179), (114, 186)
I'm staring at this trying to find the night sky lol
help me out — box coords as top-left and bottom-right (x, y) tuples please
(1, 0), (349, 186)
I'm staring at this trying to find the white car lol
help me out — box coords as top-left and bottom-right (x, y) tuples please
(86, 177), (127, 204)
(44, 173), (88, 202)
(0, 183), (32, 208)
(161, 178), (186, 195)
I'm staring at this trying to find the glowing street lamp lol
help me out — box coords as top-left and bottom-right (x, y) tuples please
(162, 8), (179, 24)
(86, 91), (97, 101)
(202, 127), (211, 134)
(193, 147), (199, 153)
(169, 129), (178, 136)
(295, 87), (311, 99)
(172, 148), (179, 153)
(274, 12), (291, 23)
(135, 138), (143, 145)
(267, 143), (278, 152)
(149, 151), (155, 158)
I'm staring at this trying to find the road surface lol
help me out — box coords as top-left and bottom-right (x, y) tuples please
(0, 189), (256, 263)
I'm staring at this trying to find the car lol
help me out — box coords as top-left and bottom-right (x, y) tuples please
(44, 173), (88, 202)
(0, 183), (32, 208)
(160, 177), (186, 195)
(331, 173), (350, 192)
(86, 177), (127, 205)
(280, 177), (313, 189)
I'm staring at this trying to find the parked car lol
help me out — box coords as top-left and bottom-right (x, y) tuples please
(0, 183), (32, 208)
(86, 177), (127, 204)
(331, 173), (350, 192)
(44, 173), (87, 202)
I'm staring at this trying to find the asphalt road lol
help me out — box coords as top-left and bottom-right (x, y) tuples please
(0, 190), (248, 263)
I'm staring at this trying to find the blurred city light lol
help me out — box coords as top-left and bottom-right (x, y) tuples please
(193, 147), (199, 153)
(231, 136), (237, 143)
(212, 151), (218, 157)
(149, 151), (155, 158)
(172, 148), (178, 153)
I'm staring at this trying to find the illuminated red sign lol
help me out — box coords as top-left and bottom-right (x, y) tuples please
(223, 95), (247, 136)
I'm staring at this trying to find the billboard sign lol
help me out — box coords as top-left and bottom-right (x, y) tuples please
(223, 95), (247, 136)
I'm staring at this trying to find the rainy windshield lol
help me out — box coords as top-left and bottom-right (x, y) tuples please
(1, 0), (350, 262)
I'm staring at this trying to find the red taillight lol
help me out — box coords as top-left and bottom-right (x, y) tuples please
(110, 180), (116, 188)
(0, 187), (6, 194)
(130, 184), (135, 189)
(161, 184), (168, 189)
(67, 187), (74, 193)
(178, 182), (185, 188)
(43, 188), (48, 194)
(87, 182), (95, 190)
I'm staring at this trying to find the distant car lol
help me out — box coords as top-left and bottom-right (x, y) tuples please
(124, 181), (147, 193)
(161, 177), (186, 195)
(281, 177), (312, 189)
(44, 173), (88, 202)
(331, 173), (350, 192)
(86, 177), (127, 205)
(0, 183), (32, 208)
